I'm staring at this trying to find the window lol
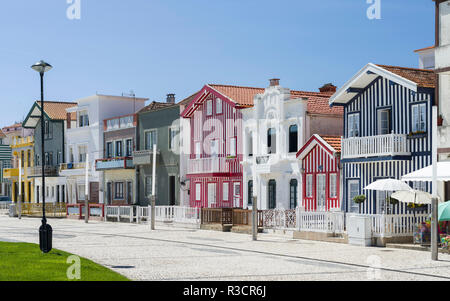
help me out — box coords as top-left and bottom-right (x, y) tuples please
(69, 147), (74, 163)
(36, 154), (40, 166)
(211, 139), (219, 157)
(195, 183), (201, 201)
(330, 174), (337, 198)
(114, 182), (124, 199)
(348, 113), (360, 137)
(78, 111), (89, 127)
(289, 125), (298, 153)
(57, 152), (62, 165)
(145, 130), (157, 150)
(21, 152), (24, 167)
(216, 98), (223, 114)
(169, 128), (178, 151)
(127, 182), (133, 204)
(223, 182), (229, 201)
(44, 120), (52, 139)
(247, 133), (253, 157)
(48, 152), (53, 166)
(348, 180), (360, 213)
(267, 128), (276, 154)
(412, 103), (427, 133)
(378, 109), (391, 135)
(208, 183), (217, 207)
(78, 145), (87, 162)
(145, 176), (153, 196)
(27, 150), (31, 167)
(78, 184), (86, 201)
(206, 100), (212, 116)
(306, 175), (313, 197)
(107, 118), (119, 130)
(195, 142), (201, 159)
(52, 186), (55, 198)
(229, 137), (236, 157)
(115, 140), (123, 157)
(120, 116), (133, 128)
(106, 142), (113, 158)
(44, 152), (49, 166)
(248, 180), (253, 206)
(290, 179), (298, 209)
(125, 139), (133, 157)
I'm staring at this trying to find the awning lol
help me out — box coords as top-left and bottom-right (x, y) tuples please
(401, 162), (450, 182)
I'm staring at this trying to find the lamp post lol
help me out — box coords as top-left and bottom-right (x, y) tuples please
(31, 60), (53, 254)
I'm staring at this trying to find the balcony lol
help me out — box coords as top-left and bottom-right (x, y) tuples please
(435, 43), (450, 73)
(132, 150), (159, 165)
(28, 166), (59, 178)
(341, 133), (410, 160)
(188, 157), (229, 174)
(60, 162), (86, 171)
(95, 157), (134, 171)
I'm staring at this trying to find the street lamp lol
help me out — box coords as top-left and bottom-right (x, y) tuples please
(31, 60), (53, 254)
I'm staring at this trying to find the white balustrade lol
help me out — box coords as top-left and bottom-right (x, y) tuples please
(342, 133), (410, 159)
(188, 157), (228, 174)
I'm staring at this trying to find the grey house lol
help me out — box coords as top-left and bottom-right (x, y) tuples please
(135, 94), (190, 206)
(22, 101), (77, 203)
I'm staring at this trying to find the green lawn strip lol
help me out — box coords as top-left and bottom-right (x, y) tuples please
(0, 242), (129, 281)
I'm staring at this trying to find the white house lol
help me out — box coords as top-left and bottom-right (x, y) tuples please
(61, 94), (147, 204)
(241, 79), (343, 210)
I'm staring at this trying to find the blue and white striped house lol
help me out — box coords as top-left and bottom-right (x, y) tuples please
(330, 63), (436, 214)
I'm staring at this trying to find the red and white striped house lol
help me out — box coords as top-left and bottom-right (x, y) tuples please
(181, 84), (264, 208)
(296, 135), (341, 211)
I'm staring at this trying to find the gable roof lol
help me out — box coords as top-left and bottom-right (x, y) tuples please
(23, 101), (77, 128)
(296, 134), (341, 160)
(182, 84), (342, 118)
(330, 63), (435, 106)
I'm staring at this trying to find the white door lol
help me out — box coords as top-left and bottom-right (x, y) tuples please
(316, 174), (326, 211)
(348, 180), (360, 213)
(207, 183), (216, 208)
(233, 182), (241, 208)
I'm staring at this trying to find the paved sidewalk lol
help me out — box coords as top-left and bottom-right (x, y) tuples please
(0, 215), (449, 281)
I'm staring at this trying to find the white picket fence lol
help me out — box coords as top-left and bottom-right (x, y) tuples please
(365, 213), (429, 237)
(105, 205), (201, 227)
(298, 210), (345, 234)
(0, 203), (9, 215)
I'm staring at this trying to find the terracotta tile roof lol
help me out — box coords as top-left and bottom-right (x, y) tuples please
(321, 135), (341, 153)
(2, 123), (22, 130)
(377, 64), (436, 89)
(178, 91), (200, 107)
(209, 84), (265, 107)
(138, 101), (177, 114)
(35, 101), (77, 120)
(208, 84), (342, 115)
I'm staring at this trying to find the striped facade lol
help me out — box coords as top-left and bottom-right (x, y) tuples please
(184, 85), (244, 208)
(298, 135), (340, 211)
(341, 75), (434, 214)
(0, 144), (12, 182)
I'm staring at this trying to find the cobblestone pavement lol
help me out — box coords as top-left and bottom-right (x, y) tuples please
(1, 215), (449, 281)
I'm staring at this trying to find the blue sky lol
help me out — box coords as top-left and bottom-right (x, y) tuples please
(0, 0), (435, 128)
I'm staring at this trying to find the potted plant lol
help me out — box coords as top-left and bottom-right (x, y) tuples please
(353, 195), (366, 214)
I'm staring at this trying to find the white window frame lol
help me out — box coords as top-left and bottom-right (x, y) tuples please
(229, 137), (237, 157)
(145, 129), (157, 151)
(329, 174), (337, 198)
(412, 103), (427, 133)
(378, 109), (391, 135)
(195, 142), (201, 159)
(306, 175), (313, 197)
(195, 183), (201, 201)
(216, 98), (223, 114)
(223, 182), (229, 201)
(348, 113), (360, 138)
(208, 183), (217, 207)
(206, 100), (213, 116)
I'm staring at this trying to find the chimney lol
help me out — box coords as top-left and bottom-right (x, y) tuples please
(166, 94), (176, 104)
(319, 83), (337, 93)
(269, 78), (280, 87)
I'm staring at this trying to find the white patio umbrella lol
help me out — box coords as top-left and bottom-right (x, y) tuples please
(364, 179), (412, 192)
(391, 190), (433, 205)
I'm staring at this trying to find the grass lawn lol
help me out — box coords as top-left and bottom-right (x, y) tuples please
(0, 242), (129, 281)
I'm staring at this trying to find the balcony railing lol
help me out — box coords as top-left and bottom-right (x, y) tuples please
(95, 157), (134, 171)
(132, 150), (159, 165)
(60, 162), (86, 171)
(188, 157), (228, 174)
(256, 156), (270, 164)
(342, 133), (410, 159)
(28, 166), (59, 178)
